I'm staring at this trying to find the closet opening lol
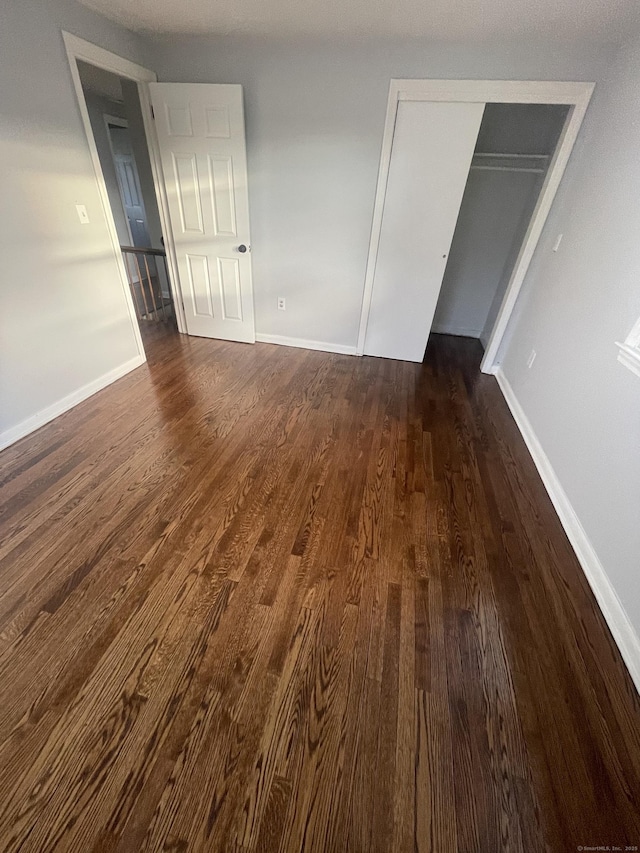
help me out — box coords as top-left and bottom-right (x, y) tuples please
(432, 103), (569, 351)
(358, 80), (593, 368)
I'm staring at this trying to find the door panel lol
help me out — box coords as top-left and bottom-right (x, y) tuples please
(109, 125), (151, 249)
(364, 100), (485, 362)
(150, 83), (255, 343)
(115, 161), (148, 245)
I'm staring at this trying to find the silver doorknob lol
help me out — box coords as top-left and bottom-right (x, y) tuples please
(238, 244), (247, 253)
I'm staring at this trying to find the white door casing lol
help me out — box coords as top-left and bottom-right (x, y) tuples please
(149, 83), (255, 343)
(363, 100), (485, 362)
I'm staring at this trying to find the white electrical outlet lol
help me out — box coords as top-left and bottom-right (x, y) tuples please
(527, 349), (537, 369)
(552, 233), (563, 252)
(277, 297), (286, 311)
(75, 204), (90, 225)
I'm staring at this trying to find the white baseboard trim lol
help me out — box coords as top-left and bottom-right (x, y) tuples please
(255, 333), (357, 356)
(494, 368), (640, 693)
(0, 354), (146, 452)
(431, 324), (483, 339)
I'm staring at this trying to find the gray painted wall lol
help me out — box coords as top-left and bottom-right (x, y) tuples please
(432, 168), (542, 338)
(149, 35), (613, 349)
(0, 0), (148, 438)
(475, 102), (570, 155)
(500, 35), (640, 640)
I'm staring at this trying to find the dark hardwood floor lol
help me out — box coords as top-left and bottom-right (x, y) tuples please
(0, 329), (638, 852)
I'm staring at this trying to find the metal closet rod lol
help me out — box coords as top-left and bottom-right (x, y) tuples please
(473, 152), (550, 158)
(470, 166), (546, 173)
(470, 152), (549, 174)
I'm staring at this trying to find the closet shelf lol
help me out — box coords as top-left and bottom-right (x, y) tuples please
(470, 152), (549, 174)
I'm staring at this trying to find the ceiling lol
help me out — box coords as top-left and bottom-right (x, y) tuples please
(76, 0), (639, 42)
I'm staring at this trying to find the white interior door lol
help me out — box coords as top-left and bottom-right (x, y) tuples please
(364, 100), (485, 362)
(114, 153), (150, 247)
(149, 83), (255, 343)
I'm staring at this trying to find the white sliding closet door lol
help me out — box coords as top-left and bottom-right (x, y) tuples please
(364, 101), (485, 362)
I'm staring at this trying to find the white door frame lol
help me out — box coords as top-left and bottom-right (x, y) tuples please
(62, 31), (187, 336)
(356, 79), (594, 372)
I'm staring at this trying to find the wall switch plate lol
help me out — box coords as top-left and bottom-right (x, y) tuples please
(527, 349), (537, 369)
(75, 204), (90, 225)
(552, 233), (563, 252)
(277, 297), (286, 311)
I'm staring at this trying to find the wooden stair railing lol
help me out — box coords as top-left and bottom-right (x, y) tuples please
(120, 245), (174, 323)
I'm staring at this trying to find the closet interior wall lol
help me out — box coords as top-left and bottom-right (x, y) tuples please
(432, 103), (570, 347)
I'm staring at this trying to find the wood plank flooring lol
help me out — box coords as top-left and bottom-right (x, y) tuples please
(0, 328), (638, 852)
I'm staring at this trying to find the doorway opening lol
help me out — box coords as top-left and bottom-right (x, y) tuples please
(432, 103), (569, 349)
(75, 60), (177, 346)
(65, 33), (256, 350)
